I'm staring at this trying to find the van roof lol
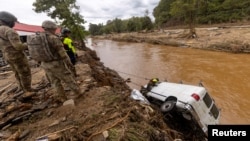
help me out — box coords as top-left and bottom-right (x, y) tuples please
(150, 82), (207, 101)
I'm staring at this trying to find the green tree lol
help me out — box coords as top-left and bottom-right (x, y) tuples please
(141, 16), (153, 31)
(134, 17), (143, 31)
(112, 18), (123, 33)
(88, 23), (103, 36)
(102, 20), (113, 34)
(153, 0), (175, 28)
(127, 19), (137, 32)
(170, 0), (204, 38)
(32, 0), (87, 49)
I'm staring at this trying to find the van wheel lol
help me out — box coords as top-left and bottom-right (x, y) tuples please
(160, 101), (175, 112)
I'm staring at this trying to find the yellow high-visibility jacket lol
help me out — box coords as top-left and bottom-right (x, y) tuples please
(63, 37), (76, 54)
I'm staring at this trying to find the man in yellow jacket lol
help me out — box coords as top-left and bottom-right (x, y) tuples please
(61, 28), (77, 65)
(60, 28), (77, 77)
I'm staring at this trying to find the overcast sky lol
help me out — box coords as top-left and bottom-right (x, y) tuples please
(1, 0), (160, 29)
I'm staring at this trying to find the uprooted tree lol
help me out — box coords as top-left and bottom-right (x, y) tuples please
(32, 0), (88, 49)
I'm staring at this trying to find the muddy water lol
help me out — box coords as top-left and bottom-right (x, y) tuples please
(87, 38), (250, 124)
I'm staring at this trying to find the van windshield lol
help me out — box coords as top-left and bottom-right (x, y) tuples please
(203, 93), (212, 108)
(210, 104), (220, 119)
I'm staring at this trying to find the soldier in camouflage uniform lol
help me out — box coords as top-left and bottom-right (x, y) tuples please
(40, 20), (82, 103)
(0, 11), (34, 93)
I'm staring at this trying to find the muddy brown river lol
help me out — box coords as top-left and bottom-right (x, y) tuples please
(87, 38), (250, 124)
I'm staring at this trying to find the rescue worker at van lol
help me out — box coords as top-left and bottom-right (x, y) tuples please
(146, 78), (160, 91)
(40, 20), (83, 103)
(140, 78), (160, 95)
(0, 11), (35, 94)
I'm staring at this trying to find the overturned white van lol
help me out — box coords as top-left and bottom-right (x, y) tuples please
(140, 80), (221, 136)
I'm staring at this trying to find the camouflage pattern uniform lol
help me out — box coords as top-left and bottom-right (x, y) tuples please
(0, 25), (33, 92)
(40, 20), (81, 102)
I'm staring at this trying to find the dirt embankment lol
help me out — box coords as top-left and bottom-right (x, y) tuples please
(94, 25), (250, 53)
(0, 48), (206, 141)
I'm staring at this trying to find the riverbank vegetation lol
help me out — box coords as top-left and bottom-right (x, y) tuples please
(91, 0), (250, 53)
(89, 0), (250, 37)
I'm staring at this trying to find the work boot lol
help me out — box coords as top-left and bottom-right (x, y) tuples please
(15, 86), (23, 93)
(30, 87), (40, 92)
(53, 94), (67, 103)
(22, 92), (36, 99)
(58, 96), (67, 103)
(71, 89), (85, 99)
(23, 87), (39, 92)
(53, 85), (68, 102)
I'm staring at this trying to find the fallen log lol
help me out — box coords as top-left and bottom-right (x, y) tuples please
(0, 65), (11, 72)
(36, 126), (77, 141)
(19, 129), (30, 140)
(0, 83), (14, 94)
(0, 71), (13, 76)
(0, 110), (33, 130)
(0, 99), (51, 130)
(6, 131), (20, 141)
(0, 113), (17, 129)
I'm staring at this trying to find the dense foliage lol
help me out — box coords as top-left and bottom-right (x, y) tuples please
(32, 0), (88, 47)
(90, 0), (249, 36)
(88, 15), (154, 36)
(154, 0), (250, 27)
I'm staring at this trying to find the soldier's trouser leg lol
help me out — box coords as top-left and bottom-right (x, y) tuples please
(46, 70), (67, 101)
(60, 61), (80, 95)
(8, 58), (32, 92)
(59, 71), (81, 95)
(42, 60), (81, 98)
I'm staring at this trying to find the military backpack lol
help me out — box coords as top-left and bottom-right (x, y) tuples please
(27, 32), (56, 62)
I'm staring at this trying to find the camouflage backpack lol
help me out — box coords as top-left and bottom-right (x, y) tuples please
(27, 32), (56, 62)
